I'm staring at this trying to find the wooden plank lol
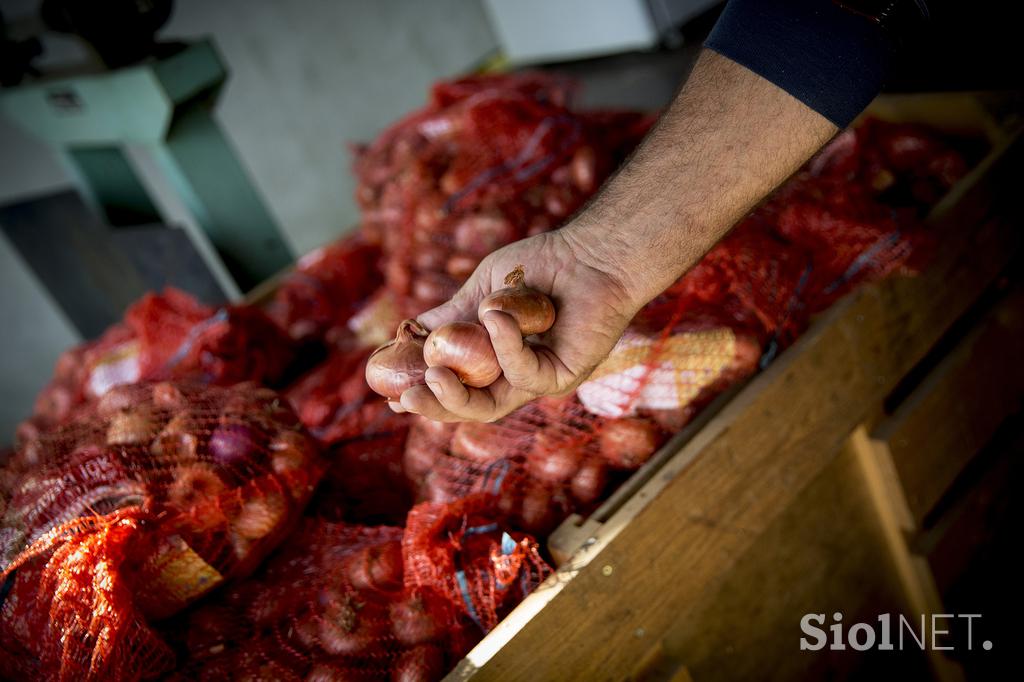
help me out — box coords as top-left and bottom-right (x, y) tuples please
(923, 420), (1024, 597)
(654, 427), (922, 681)
(851, 427), (964, 682)
(450, 113), (1023, 681)
(873, 287), (1024, 526)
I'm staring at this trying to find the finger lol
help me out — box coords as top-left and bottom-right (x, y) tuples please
(422, 366), (504, 421)
(399, 384), (461, 422)
(481, 310), (561, 394)
(417, 280), (482, 330)
(417, 299), (464, 331)
(387, 400), (406, 413)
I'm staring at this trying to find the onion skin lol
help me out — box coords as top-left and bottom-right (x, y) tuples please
(445, 252), (480, 280)
(348, 542), (403, 592)
(599, 417), (663, 469)
(527, 434), (583, 484)
(571, 146), (597, 192)
(392, 644), (445, 682)
(453, 213), (514, 257)
(424, 322), (501, 388)
(449, 422), (503, 463)
(570, 458), (608, 504)
(208, 423), (261, 467)
(390, 593), (443, 645)
(106, 408), (156, 445)
(365, 319), (430, 400)
(478, 266), (556, 336)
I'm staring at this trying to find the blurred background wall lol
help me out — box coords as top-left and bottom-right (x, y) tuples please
(0, 0), (500, 438)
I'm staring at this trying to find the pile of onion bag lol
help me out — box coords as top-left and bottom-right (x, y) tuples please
(0, 72), (970, 680)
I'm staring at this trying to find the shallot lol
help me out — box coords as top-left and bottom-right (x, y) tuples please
(599, 417), (663, 469)
(365, 319), (430, 400)
(390, 592), (443, 645)
(424, 322), (501, 387)
(478, 266), (555, 336)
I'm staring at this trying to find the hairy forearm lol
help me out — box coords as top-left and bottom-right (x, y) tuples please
(563, 49), (837, 311)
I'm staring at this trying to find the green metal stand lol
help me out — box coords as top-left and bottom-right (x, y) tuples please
(0, 40), (292, 291)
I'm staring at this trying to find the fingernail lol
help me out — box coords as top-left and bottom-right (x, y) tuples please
(427, 380), (444, 397)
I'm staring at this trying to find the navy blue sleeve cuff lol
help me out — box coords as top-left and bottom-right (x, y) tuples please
(705, 0), (891, 127)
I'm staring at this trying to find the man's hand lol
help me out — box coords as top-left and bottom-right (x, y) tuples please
(392, 50), (837, 422)
(393, 229), (640, 422)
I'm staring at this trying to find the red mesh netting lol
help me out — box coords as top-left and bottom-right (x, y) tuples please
(17, 289), (297, 445)
(170, 508), (547, 681)
(1, 382), (323, 680)
(267, 234), (383, 343)
(350, 71), (654, 321)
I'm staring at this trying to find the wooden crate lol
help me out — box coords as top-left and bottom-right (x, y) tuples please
(445, 92), (1024, 682)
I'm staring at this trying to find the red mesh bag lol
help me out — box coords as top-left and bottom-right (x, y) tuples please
(0, 382), (324, 680)
(351, 72), (654, 317)
(267, 234), (383, 342)
(173, 509), (548, 681)
(16, 289), (298, 449)
(310, 430), (414, 528)
(126, 288), (296, 387)
(285, 341), (406, 445)
(400, 117), (970, 539)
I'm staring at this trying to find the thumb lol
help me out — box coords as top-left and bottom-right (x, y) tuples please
(416, 299), (463, 331)
(416, 282), (481, 330)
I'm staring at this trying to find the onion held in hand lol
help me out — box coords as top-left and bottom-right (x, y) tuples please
(424, 322), (501, 387)
(366, 319), (429, 400)
(478, 265), (555, 336)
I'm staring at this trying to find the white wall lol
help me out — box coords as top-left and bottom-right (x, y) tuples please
(162, 0), (498, 255)
(0, 0), (498, 441)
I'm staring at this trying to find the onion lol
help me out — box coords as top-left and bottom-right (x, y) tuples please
(527, 434), (583, 485)
(415, 416), (455, 443)
(598, 417), (663, 469)
(411, 272), (457, 305)
(570, 458), (608, 504)
(96, 384), (138, 417)
(445, 252), (480, 281)
(478, 266), (556, 336)
(644, 407), (692, 434)
(269, 430), (313, 474)
(317, 591), (387, 656)
(365, 319), (430, 400)
(385, 257), (413, 296)
(151, 412), (200, 462)
(519, 484), (556, 533)
(412, 244), (448, 272)
(290, 612), (321, 651)
(453, 213), (514, 257)
(152, 382), (187, 410)
(231, 490), (287, 541)
(571, 146), (597, 192)
(424, 322), (501, 387)
(348, 542), (403, 592)
(390, 593), (443, 645)
(208, 423), (261, 467)
(544, 185), (573, 217)
(392, 644), (445, 682)
(450, 422), (504, 463)
(106, 408), (156, 445)
(403, 440), (440, 479)
(167, 464), (226, 509)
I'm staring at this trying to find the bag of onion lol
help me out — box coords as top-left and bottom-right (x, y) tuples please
(174, 511), (547, 682)
(0, 381), (323, 681)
